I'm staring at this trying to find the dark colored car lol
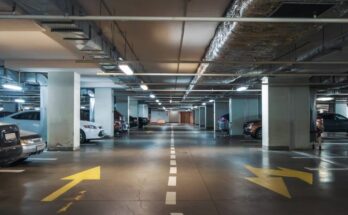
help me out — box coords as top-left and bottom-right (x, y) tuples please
(317, 113), (348, 132)
(0, 123), (22, 165)
(218, 114), (229, 131)
(243, 120), (262, 139)
(0, 111), (14, 118)
(129, 116), (138, 128)
(138, 117), (149, 128)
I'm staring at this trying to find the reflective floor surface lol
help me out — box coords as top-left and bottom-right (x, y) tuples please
(1, 124), (348, 215)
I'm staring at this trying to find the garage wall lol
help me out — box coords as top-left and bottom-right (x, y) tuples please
(169, 111), (180, 123)
(229, 97), (260, 135)
(138, 104), (149, 118)
(115, 95), (128, 121)
(151, 110), (168, 123)
(214, 101), (229, 130)
(129, 98), (138, 117)
(206, 105), (214, 129)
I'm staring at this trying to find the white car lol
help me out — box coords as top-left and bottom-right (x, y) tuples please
(0, 111), (105, 143)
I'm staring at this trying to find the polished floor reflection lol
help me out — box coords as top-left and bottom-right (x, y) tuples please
(1, 124), (348, 215)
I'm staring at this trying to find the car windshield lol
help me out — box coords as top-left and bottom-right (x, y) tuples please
(335, 114), (348, 120)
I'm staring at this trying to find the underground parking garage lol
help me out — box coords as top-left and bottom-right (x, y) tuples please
(2, 0), (348, 214)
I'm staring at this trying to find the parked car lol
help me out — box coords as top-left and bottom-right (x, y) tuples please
(0, 111), (14, 118)
(243, 119), (262, 139)
(19, 130), (46, 161)
(138, 117), (149, 128)
(129, 116), (138, 128)
(0, 123), (22, 165)
(114, 111), (128, 133)
(317, 113), (348, 132)
(218, 114), (229, 131)
(0, 111), (105, 143)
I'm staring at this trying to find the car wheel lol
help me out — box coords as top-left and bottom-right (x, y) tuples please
(80, 130), (86, 143)
(255, 128), (262, 139)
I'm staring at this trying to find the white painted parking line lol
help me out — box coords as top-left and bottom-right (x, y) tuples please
(171, 155), (176, 159)
(170, 160), (177, 166)
(305, 167), (348, 171)
(293, 151), (346, 167)
(171, 150), (176, 155)
(165, 192), (176, 205)
(0, 170), (25, 173)
(27, 158), (57, 161)
(171, 213), (183, 215)
(171, 147), (175, 150)
(168, 176), (177, 186)
(170, 167), (177, 174)
(293, 156), (348, 159)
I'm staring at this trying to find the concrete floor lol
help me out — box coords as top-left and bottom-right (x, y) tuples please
(1, 124), (348, 215)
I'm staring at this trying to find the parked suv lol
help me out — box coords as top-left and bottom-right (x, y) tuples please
(317, 113), (348, 132)
(0, 123), (22, 165)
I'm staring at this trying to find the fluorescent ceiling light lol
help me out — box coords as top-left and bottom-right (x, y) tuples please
(140, 84), (148, 91)
(209, 99), (214, 103)
(159, 103), (162, 105)
(118, 64), (134, 75)
(23, 107), (31, 110)
(317, 97), (334, 102)
(34, 107), (40, 111)
(0, 107), (4, 111)
(14, 99), (25, 103)
(236, 86), (248, 92)
(150, 94), (156, 98)
(202, 102), (206, 106)
(170, 99), (172, 103)
(156, 99), (159, 103)
(2, 83), (23, 91)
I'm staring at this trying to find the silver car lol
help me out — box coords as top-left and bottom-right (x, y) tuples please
(19, 130), (46, 160)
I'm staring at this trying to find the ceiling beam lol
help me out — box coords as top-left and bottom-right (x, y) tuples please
(2, 15), (348, 24)
(98, 73), (348, 77)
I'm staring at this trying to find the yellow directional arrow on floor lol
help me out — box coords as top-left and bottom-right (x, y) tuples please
(245, 165), (313, 198)
(42, 166), (100, 202)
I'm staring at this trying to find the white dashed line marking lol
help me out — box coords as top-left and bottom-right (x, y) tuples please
(171, 150), (176, 155)
(170, 160), (177, 166)
(171, 155), (176, 159)
(170, 167), (177, 174)
(0, 170), (25, 173)
(165, 192), (176, 205)
(168, 176), (177, 186)
(171, 147), (175, 150)
(170, 213), (183, 215)
(305, 167), (348, 171)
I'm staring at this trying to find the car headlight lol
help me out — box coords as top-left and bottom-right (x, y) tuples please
(83, 125), (97, 129)
(21, 139), (34, 145)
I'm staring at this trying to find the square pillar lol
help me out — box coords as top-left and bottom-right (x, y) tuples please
(199, 106), (206, 129)
(95, 88), (114, 137)
(115, 95), (129, 123)
(206, 104), (214, 130)
(262, 77), (311, 150)
(214, 101), (229, 131)
(229, 97), (260, 136)
(194, 109), (200, 125)
(47, 72), (80, 151)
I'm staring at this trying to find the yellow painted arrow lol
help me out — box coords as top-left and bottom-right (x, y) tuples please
(245, 165), (313, 198)
(42, 166), (100, 202)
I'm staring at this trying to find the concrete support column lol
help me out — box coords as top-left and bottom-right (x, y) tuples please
(262, 77), (311, 150)
(229, 97), (260, 136)
(47, 72), (80, 151)
(138, 104), (149, 118)
(115, 95), (129, 123)
(129, 97), (139, 118)
(214, 101), (229, 131)
(95, 88), (114, 137)
(194, 109), (200, 125)
(335, 101), (348, 117)
(40, 86), (48, 140)
(199, 106), (206, 129)
(206, 104), (214, 130)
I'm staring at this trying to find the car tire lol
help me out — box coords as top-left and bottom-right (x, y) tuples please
(80, 130), (86, 143)
(255, 128), (262, 139)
